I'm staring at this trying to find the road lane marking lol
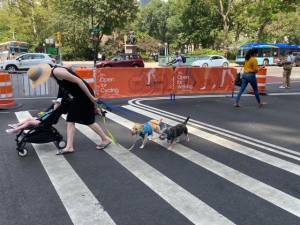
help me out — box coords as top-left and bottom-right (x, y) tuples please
(124, 105), (300, 176)
(106, 112), (300, 218)
(15, 111), (116, 225)
(61, 115), (235, 225)
(126, 92), (300, 102)
(130, 99), (300, 160)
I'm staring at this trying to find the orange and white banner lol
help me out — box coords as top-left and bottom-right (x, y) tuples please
(95, 68), (173, 98)
(95, 67), (236, 99)
(173, 67), (235, 95)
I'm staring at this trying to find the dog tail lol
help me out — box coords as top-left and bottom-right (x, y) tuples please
(183, 115), (191, 125)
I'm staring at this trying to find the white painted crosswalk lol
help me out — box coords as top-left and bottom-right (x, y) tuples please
(13, 109), (300, 225)
(123, 105), (300, 176)
(130, 98), (300, 160)
(105, 112), (300, 218)
(66, 115), (236, 225)
(15, 111), (116, 225)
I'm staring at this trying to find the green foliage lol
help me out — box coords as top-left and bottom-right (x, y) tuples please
(0, 0), (299, 61)
(138, 0), (170, 42)
(189, 48), (224, 56)
(181, 0), (222, 48)
(0, 7), (11, 42)
(136, 32), (160, 53)
(64, 0), (138, 35)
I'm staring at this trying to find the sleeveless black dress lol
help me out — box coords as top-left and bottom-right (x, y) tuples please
(52, 67), (95, 125)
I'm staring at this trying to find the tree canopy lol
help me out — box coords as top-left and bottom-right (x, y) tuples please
(0, 0), (298, 60)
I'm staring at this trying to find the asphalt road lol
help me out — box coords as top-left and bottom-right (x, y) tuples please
(0, 83), (300, 225)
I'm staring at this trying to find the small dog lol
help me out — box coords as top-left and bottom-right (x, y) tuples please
(130, 119), (162, 149)
(159, 116), (190, 149)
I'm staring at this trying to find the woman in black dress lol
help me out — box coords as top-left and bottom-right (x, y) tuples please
(27, 64), (111, 154)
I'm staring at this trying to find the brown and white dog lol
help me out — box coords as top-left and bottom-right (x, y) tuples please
(130, 119), (162, 149)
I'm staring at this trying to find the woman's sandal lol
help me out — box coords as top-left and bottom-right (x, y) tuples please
(56, 149), (75, 155)
(8, 124), (18, 129)
(96, 142), (112, 150)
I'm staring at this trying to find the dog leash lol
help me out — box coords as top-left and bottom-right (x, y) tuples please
(128, 140), (138, 151)
(96, 100), (164, 151)
(96, 99), (139, 150)
(96, 99), (136, 117)
(94, 102), (119, 145)
(100, 115), (118, 145)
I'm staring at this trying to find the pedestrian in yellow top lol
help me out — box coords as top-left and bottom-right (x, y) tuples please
(235, 48), (265, 107)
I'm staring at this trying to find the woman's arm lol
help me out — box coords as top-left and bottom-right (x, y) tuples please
(53, 68), (96, 103)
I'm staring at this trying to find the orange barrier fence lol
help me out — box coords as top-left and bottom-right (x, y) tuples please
(75, 68), (96, 94)
(95, 67), (236, 99)
(256, 67), (267, 95)
(95, 68), (173, 98)
(0, 72), (16, 108)
(173, 67), (235, 95)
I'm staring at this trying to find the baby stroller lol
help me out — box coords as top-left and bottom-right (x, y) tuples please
(15, 101), (69, 157)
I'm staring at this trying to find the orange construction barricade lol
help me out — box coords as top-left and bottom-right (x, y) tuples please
(75, 68), (96, 94)
(0, 72), (16, 109)
(256, 67), (267, 95)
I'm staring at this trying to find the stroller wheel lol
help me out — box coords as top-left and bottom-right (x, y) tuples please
(18, 148), (28, 157)
(56, 140), (66, 149)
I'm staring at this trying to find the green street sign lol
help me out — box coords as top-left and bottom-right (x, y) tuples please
(47, 47), (58, 55)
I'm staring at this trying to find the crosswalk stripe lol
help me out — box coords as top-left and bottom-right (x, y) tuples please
(15, 111), (116, 225)
(124, 105), (300, 177)
(106, 112), (300, 218)
(62, 115), (236, 225)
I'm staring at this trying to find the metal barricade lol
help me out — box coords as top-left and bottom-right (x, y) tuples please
(11, 72), (59, 98)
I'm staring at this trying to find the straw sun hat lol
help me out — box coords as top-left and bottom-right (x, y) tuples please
(27, 64), (52, 88)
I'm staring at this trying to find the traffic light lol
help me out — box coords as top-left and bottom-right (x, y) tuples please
(55, 32), (62, 43)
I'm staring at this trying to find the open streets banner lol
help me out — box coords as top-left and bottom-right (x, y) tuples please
(93, 67), (236, 99)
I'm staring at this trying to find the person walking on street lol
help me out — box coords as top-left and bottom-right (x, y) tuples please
(279, 52), (295, 89)
(235, 48), (264, 108)
(27, 64), (111, 154)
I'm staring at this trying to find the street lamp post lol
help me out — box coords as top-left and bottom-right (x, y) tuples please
(164, 42), (168, 57)
(164, 42), (168, 64)
(43, 43), (46, 53)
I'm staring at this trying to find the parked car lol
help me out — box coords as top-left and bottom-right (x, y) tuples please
(191, 55), (229, 67)
(96, 53), (144, 68)
(1, 53), (56, 72)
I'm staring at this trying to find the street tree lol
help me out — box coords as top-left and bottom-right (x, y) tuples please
(60, 0), (138, 62)
(138, 0), (170, 43)
(181, 0), (222, 49)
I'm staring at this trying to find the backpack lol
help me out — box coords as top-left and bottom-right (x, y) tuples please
(181, 55), (186, 63)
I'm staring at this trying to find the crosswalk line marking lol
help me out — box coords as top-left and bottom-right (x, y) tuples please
(132, 99), (300, 159)
(124, 105), (300, 177)
(106, 112), (300, 218)
(122, 92), (300, 103)
(15, 111), (116, 225)
(61, 115), (235, 225)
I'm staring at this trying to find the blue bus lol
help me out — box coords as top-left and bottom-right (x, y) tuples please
(236, 43), (300, 66)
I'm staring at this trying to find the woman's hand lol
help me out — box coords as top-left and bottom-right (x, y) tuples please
(93, 96), (99, 103)
(95, 107), (101, 115)
(259, 66), (266, 71)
